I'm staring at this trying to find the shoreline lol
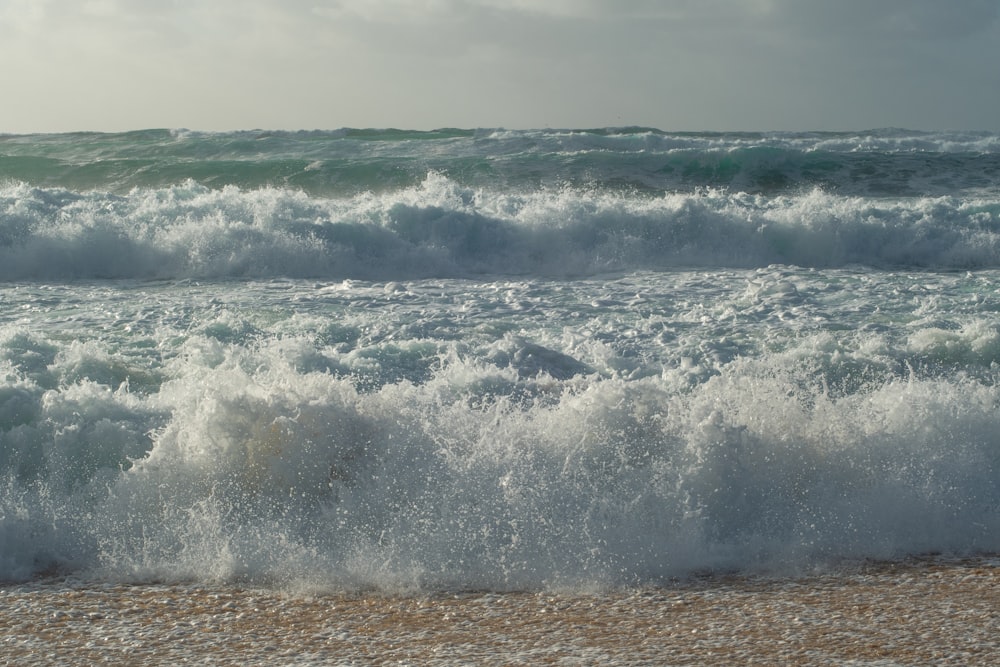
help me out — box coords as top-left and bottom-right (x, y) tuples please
(3, 555), (998, 666)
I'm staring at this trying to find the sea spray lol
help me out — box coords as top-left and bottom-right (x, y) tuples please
(3, 308), (1000, 588)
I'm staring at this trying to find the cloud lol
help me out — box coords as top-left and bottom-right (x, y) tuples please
(760, 0), (999, 42)
(1, 0), (998, 131)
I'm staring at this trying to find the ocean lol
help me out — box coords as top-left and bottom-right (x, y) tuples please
(2, 127), (1000, 663)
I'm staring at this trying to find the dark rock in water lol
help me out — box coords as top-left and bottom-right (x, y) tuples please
(510, 341), (593, 380)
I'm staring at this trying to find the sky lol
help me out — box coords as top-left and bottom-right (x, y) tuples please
(1, 0), (998, 133)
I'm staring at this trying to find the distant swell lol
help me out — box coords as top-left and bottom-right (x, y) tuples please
(2, 175), (1000, 279)
(2, 128), (999, 198)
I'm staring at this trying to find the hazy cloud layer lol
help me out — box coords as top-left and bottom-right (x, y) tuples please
(1, 0), (998, 131)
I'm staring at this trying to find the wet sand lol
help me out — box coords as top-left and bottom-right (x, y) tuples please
(2, 556), (998, 666)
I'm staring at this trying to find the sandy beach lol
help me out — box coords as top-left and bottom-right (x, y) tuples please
(2, 556), (997, 666)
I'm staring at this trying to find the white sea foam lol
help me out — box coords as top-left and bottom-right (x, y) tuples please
(1, 175), (999, 280)
(2, 270), (999, 589)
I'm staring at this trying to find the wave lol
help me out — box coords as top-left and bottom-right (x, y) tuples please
(2, 325), (999, 588)
(1, 174), (999, 279)
(2, 128), (999, 198)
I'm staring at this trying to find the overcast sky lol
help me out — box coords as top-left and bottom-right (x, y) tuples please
(2, 0), (998, 132)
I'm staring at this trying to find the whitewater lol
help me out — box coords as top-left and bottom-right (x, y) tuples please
(2, 127), (1000, 597)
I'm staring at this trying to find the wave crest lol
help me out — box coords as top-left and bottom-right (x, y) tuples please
(2, 175), (1000, 279)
